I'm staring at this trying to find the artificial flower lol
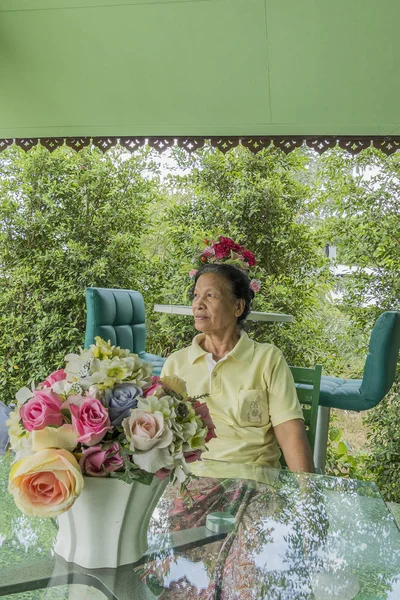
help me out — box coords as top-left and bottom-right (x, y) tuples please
(193, 400), (217, 443)
(8, 448), (84, 517)
(103, 382), (142, 426)
(249, 279), (261, 293)
(122, 409), (173, 453)
(194, 236), (261, 293)
(143, 376), (163, 398)
(219, 237), (244, 252)
(20, 390), (64, 431)
(6, 405), (25, 449)
(38, 369), (67, 390)
(137, 394), (174, 418)
(160, 376), (188, 399)
(32, 424), (77, 452)
(7, 336), (216, 520)
(80, 442), (124, 477)
(69, 396), (112, 446)
(242, 249), (257, 267)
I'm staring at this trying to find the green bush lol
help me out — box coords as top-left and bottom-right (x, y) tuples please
(325, 413), (366, 480)
(0, 145), (160, 403)
(326, 387), (400, 503)
(144, 144), (335, 368)
(360, 387), (400, 502)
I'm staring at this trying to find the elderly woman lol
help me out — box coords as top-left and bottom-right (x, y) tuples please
(161, 262), (315, 473)
(141, 261), (320, 597)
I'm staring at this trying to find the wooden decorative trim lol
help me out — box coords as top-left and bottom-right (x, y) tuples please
(1, 136), (399, 156)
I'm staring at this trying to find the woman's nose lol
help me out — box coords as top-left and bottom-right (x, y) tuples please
(193, 295), (205, 307)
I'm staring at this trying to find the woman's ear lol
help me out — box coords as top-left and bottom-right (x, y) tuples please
(236, 299), (246, 317)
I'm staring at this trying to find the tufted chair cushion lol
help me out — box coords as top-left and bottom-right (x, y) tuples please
(320, 311), (400, 411)
(84, 287), (166, 376)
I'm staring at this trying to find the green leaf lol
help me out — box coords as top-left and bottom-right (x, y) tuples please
(337, 441), (349, 456)
(329, 427), (342, 442)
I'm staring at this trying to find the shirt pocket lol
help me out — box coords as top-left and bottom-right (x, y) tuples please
(237, 389), (269, 427)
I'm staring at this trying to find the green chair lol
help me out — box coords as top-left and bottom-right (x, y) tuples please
(319, 311), (400, 411)
(279, 364), (322, 469)
(85, 287), (166, 376)
(314, 311), (400, 472)
(290, 364), (322, 454)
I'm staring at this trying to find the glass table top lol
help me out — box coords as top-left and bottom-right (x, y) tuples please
(1, 456), (400, 600)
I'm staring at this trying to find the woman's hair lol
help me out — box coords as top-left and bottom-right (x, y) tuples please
(191, 263), (254, 326)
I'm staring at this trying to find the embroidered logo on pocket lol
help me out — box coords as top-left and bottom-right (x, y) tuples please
(247, 400), (263, 423)
(238, 389), (268, 426)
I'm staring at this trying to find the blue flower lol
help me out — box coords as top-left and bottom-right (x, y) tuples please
(103, 383), (142, 426)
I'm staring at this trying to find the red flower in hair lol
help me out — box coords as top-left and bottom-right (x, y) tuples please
(218, 237), (244, 253)
(241, 249), (257, 267)
(193, 236), (260, 292)
(212, 242), (231, 259)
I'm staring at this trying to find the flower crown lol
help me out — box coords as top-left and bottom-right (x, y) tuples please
(189, 236), (261, 293)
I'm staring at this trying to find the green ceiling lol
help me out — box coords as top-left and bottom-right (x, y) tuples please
(0, 0), (399, 139)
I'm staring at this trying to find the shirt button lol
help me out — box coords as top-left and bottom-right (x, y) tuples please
(213, 372), (217, 378)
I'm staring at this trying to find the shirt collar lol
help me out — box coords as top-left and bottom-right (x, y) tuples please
(188, 330), (255, 365)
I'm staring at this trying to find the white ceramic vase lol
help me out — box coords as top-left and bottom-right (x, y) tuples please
(54, 476), (169, 569)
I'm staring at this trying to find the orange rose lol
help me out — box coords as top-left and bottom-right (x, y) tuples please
(8, 448), (84, 517)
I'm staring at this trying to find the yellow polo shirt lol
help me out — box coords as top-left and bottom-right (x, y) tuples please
(161, 331), (303, 470)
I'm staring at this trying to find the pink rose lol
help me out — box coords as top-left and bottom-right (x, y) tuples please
(69, 397), (112, 446)
(20, 390), (64, 431)
(189, 269), (198, 278)
(80, 442), (124, 477)
(249, 279), (261, 293)
(143, 376), (163, 398)
(154, 468), (171, 480)
(122, 410), (174, 473)
(122, 410), (172, 452)
(193, 401), (216, 443)
(184, 449), (202, 464)
(38, 369), (67, 389)
(202, 246), (216, 258)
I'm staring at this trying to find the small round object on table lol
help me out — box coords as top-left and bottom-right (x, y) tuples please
(206, 512), (236, 534)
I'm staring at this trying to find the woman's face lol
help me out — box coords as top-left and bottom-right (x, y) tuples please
(192, 273), (244, 335)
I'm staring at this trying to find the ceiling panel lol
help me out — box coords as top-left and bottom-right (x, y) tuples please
(265, 0), (400, 135)
(0, 0), (398, 138)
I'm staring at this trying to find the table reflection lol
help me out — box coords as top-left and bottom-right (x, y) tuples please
(1, 456), (400, 600)
(140, 463), (400, 599)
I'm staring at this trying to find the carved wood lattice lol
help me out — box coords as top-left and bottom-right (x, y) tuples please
(1, 136), (399, 155)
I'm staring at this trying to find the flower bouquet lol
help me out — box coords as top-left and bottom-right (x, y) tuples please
(7, 337), (215, 519)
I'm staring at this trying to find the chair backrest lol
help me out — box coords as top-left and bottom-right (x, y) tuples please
(289, 364), (322, 452)
(359, 311), (400, 405)
(85, 287), (147, 354)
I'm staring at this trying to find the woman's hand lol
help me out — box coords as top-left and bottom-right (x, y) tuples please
(273, 418), (315, 473)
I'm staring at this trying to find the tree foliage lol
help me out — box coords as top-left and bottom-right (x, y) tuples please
(310, 147), (400, 501)
(145, 144), (332, 367)
(311, 147), (400, 325)
(0, 145), (160, 402)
